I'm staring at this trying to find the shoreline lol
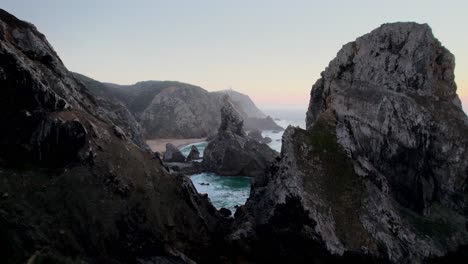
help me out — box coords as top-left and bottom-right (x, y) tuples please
(146, 138), (207, 153)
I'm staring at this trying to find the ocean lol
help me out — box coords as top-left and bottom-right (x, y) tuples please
(182, 109), (306, 214)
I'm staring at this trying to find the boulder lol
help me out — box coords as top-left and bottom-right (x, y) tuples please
(262, 137), (272, 144)
(232, 22), (468, 263)
(163, 143), (186, 162)
(186, 145), (201, 161)
(219, 208), (232, 218)
(248, 129), (272, 144)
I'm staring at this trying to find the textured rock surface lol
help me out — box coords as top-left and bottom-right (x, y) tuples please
(73, 72), (149, 150)
(73, 74), (283, 138)
(231, 22), (468, 263)
(203, 99), (278, 177)
(163, 143), (186, 162)
(0, 9), (226, 263)
(186, 145), (201, 162)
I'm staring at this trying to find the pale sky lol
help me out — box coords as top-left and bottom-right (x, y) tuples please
(1, 0), (467, 112)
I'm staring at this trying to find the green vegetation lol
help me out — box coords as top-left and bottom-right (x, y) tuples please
(295, 113), (373, 251)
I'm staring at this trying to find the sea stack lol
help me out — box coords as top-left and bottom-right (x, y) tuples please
(202, 97), (278, 177)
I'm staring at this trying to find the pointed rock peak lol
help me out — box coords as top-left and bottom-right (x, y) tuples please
(219, 95), (246, 137)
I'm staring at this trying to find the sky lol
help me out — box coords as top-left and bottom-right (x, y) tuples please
(1, 0), (467, 112)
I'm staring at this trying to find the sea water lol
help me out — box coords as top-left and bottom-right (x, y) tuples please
(190, 173), (251, 213)
(185, 109), (306, 214)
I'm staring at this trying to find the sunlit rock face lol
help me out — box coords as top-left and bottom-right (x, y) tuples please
(233, 22), (468, 263)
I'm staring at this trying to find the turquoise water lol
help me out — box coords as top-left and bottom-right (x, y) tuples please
(191, 173), (252, 213)
(184, 116), (304, 214)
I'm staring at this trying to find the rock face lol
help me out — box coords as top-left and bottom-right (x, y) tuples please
(186, 145), (201, 161)
(73, 74), (283, 138)
(232, 22), (468, 263)
(163, 143), (186, 162)
(72, 72), (149, 150)
(0, 9), (225, 263)
(203, 99), (278, 177)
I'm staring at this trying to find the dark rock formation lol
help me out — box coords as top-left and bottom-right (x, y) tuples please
(186, 145), (201, 161)
(163, 143), (186, 162)
(0, 9), (226, 263)
(231, 22), (468, 263)
(203, 99), (278, 177)
(219, 208), (232, 218)
(247, 129), (263, 142)
(248, 129), (273, 144)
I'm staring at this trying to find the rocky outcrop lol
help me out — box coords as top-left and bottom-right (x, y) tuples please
(214, 90), (284, 131)
(231, 22), (468, 263)
(248, 129), (273, 144)
(215, 89), (267, 119)
(0, 9), (226, 263)
(163, 143), (186, 162)
(186, 145), (201, 161)
(203, 99), (278, 177)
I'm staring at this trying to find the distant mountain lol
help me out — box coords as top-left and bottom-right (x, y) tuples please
(73, 74), (283, 138)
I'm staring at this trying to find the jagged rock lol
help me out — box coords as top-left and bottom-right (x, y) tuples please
(248, 130), (273, 144)
(186, 145), (201, 161)
(233, 22), (468, 263)
(163, 143), (186, 162)
(218, 96), (246, 137)
(247, 129), (263, 142)
(203, 100), (278, 177)
(0, 9), (225, 263)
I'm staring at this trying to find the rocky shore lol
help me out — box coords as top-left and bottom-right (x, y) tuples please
(1, 9), (467, 264)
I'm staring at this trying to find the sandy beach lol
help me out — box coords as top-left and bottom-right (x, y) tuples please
(146, 138), (207, 153)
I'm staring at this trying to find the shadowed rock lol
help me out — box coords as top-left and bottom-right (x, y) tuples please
(203, 99), (278, 177)
(163, 143), (186, 162)
(0, 9), (225, 263)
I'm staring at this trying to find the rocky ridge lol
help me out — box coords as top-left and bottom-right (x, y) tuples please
(73, 74), (283, 139)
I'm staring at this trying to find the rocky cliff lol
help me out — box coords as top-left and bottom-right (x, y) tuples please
(202, 97), (278, 177)
(74, 74), (283, 138)
(0, 9), (225, 263)
(231, 22), (468, 263)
